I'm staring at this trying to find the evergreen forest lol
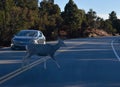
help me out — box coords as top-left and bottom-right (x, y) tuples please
(0, 0), (120, 46)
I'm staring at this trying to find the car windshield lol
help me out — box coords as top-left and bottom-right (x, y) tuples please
(16, 31), (37, 37)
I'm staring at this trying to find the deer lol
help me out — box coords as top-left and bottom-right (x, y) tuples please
(22, 39), (66, 69)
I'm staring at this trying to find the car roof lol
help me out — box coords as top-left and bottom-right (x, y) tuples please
(20, 30), (40, 32)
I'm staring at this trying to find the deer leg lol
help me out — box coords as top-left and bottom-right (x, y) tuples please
(22, 54), (28, 67)
(22, 53), (31, 67)
(26, 54), (32, 66)
(51, 57), (60, 68)
(44, 58), (47, 69)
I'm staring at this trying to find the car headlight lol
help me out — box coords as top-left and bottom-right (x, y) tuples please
(11, 43), (13, 46)
(11, 39), (15, 46)
(34, 40), (38, 44)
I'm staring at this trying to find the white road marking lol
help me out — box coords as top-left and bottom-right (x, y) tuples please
(0, 42), (80, 84)
(111, 40), (120, 61)
(0, 39), (93, 84)
(0, 56), (49, 84)
(77, 58), (117, 61)
(0, 60), (22, 64)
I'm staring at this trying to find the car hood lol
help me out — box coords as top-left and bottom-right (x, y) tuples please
(13, 36), (36, 42)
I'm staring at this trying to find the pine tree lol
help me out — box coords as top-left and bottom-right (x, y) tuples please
(109, 11), (117, 21)
(61, 0), (82, 38)
(0, 0), (39, 46)
(0, 0), (15, 43)
(109, 11), (120, 34)
(48, 0), (54, 4)
(86, 9), (97, 28)
(13, 0), (39, 30)
(39, 0), (62, 40)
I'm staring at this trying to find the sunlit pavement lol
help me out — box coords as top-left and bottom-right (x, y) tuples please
(1, 36), (120, 87)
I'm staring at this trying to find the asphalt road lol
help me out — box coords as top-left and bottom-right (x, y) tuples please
(0, 36), (120, 87)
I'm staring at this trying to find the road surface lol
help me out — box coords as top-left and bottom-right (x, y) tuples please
(0, 36), (120, 87)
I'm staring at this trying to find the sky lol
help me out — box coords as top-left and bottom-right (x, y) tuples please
(38, 0), (120, 19)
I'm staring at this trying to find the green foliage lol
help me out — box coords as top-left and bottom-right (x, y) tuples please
(86, 9), (97, 28)
(109, 11), (117, 21)
(112, 19), (120, 33)
(0, 0), (120, 46)
(39, 0), (62, 40)
(61, 0), (82, 38)
(0, 0), (39, 46)
(100, 20), (115, 34)
(108, 11), (120, 34)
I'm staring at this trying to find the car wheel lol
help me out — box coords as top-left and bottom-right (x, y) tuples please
(43, 40), (46, 44)
(11, 47), (15, 50)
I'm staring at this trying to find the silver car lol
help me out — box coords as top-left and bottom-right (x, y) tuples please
(11, 30), (46, 50)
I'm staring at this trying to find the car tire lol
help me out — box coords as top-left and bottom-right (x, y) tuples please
(11, 47), (15, 50)
(43, 40), (46, 44)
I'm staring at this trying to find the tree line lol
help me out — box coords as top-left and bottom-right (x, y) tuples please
(0, 0), (120, 46)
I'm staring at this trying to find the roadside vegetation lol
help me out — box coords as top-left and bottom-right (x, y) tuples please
(0, 0), (120, 46)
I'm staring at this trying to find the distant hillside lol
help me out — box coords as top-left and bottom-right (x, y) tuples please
(83, 28), (112, 37)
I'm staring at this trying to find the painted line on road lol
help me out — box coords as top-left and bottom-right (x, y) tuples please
(0, 39), (87, 84)
(0, 44), (79, 84)
(0, 60), (21, 64)
(0, 56), (50, 84)
(111, 39), (120, 61)
(77, 58), (117, 61)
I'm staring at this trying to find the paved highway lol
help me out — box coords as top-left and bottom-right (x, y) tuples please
(0, 36), (120, 87)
